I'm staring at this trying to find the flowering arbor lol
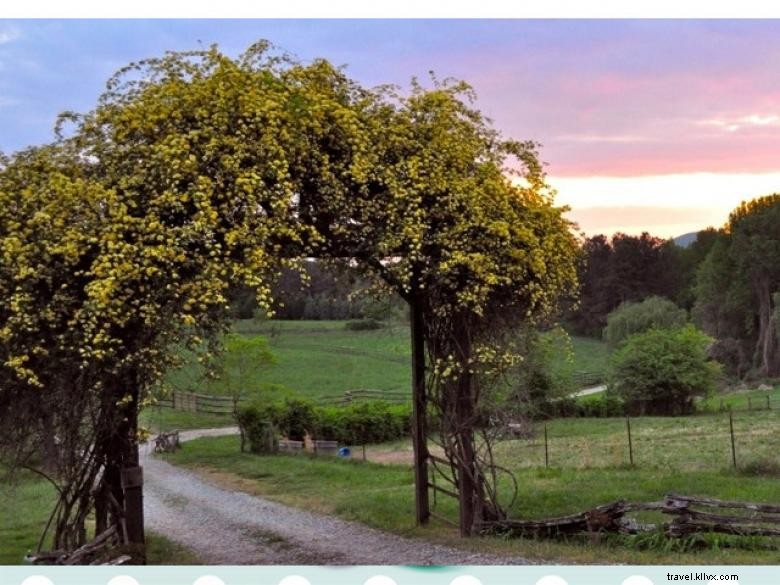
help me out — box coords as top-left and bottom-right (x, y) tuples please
(0, 43), (578, 558)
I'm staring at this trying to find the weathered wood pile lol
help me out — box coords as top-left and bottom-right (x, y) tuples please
(153, 430), (181, 453)
(477, 493), (780, 540)
(25, 526), (132, 565)
(661, 493), (780, 538)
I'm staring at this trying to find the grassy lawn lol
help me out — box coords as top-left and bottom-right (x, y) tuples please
(499, 409), (780, 471)
(158, 319), (609, 403)
(140, 407), (235, 432)
(568, 335), (611, 377)
(701, 385), (780, 412)
(167, 433), (779, 564)
(0, 469), (200, 565)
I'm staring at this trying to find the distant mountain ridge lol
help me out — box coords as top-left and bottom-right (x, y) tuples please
(673, 232), (698, 248)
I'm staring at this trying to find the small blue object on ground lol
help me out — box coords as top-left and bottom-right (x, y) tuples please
(338, 447), (351, 458)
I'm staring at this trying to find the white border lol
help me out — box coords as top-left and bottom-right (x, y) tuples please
(1, 1), (780, 19)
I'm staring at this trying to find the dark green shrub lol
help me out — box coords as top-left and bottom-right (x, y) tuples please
(237, 397), (412, 450)
(345, 318), (384, 331)
(539, 393), (625, 419)
(235, 403), (281, 454)
(608, 325), (720, 415)
(312, 406), (347, 442)
(604, 296), (688, 348)
(277, 397), (317, 441)
(577, 393), (624, 418)
(313, 401), (412, 444)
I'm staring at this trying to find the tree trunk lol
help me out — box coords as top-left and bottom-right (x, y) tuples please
(755, 280), (780, 376)
(409, 296), (430, 526)
(453, 322), (478, 537)
(101, 374), (146, 562)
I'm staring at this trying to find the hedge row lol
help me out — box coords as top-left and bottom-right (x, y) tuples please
(538, 394), (625, 419)
(236, 398), (412, 448)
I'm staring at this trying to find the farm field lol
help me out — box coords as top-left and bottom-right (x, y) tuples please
(161, 319), (608, 400)
(143, 319), (610, 431)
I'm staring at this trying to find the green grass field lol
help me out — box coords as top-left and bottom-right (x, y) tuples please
(496, 409), (780, 471)
(144, 319), (610, 431)
(0, 469), (200, 565)
(162, 319), (608, 400)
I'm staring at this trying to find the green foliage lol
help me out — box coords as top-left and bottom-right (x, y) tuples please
(1, 39), (580, 542)
(695, 195), (780, 377)
(603, 296), (688, 348)
(276, 397), (317, 442)
(569, 233), (687, 337)
(217, 333), (275, 394)
(512, 327), (575, 416)
(608, 325), (720, 415)
(234, 403), (280, 454)
(313, 401), (412, 445)
(236, 399), (411, 448)
(571, 393), (625, 418)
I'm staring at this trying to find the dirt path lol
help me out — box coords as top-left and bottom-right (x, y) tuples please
(572, 384), (606, 397)
(142, 428), (530, 565)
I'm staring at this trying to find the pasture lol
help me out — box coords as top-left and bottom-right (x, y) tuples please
(143, 318), (610, 430)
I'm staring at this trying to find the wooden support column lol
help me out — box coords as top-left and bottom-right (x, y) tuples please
(121, 464), (145, 553)
(410, 297), (430, 525)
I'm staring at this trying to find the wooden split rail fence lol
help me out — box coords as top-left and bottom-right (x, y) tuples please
(155, 391), (239, 415)
(155, 388), (409, 416)
(478, 493), (780, 540)
(572, 370), (603, 388)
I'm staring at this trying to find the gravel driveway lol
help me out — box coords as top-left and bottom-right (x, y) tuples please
(142, 428), (530, 565)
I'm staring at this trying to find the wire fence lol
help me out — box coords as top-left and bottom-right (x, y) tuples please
(497, 406), (779, 472)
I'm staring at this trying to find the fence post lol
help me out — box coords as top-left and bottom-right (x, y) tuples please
(626, 416), (634, 466)
(729, 411), (737, 469)
(544, 423), (549, 468)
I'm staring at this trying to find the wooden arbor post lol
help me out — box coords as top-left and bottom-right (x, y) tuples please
(410, 297), (430, 525)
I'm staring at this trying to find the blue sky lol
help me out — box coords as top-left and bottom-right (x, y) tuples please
(2, 20), (780, 236)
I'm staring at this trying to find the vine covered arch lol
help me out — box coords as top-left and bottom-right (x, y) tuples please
(0, 43), (579, 560)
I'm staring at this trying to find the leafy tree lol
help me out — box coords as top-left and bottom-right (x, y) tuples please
(219, 334), (275, 390)
(512, 326), (575, 415)
(675, 228), (719, 309)
(1, 44), (377, 556)
(608, 325), (720, 415)
(693, 195), (780, 377)
(728, 195), (780, 376)
(570, 234), (615, 335)
(603, 296), (688, 348)
(569, 232), (686, 336)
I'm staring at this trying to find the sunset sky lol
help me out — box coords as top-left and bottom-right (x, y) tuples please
(1, 20), (779, 238)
